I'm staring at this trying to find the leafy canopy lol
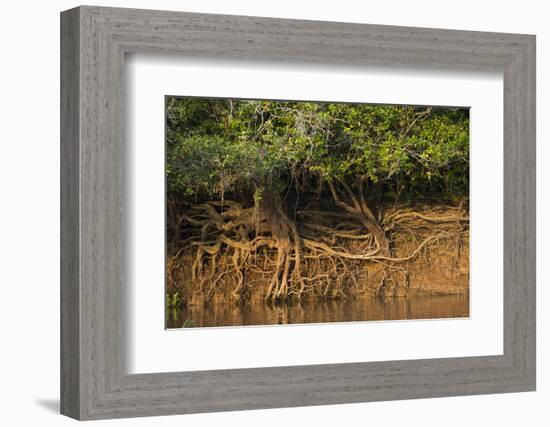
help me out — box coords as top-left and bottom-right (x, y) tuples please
(166, 98), (469, 201)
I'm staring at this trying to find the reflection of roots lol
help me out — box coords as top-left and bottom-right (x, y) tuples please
(167, 200), (469, 302)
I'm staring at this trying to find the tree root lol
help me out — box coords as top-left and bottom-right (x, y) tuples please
(167, 199), (469, 302)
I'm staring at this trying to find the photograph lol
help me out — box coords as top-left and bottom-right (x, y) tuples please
(37, 1), (539, 422)
(165, 97), (470, 328)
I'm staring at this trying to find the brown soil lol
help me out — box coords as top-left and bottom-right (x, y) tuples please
(167, 201), (469, 304)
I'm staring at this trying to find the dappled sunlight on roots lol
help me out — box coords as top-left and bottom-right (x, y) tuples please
(165, 98), (470, 327)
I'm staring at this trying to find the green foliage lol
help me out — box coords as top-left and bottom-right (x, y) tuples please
(166, 97), (469, 203)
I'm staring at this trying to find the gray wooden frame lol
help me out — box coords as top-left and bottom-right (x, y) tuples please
(61, 5), (536, 420)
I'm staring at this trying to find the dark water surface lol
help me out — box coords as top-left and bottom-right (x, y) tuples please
(166, 294), (469, 329)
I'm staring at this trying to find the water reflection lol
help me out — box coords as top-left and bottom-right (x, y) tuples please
(166, 294), (469, 328)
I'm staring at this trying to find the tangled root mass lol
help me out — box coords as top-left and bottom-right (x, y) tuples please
(167, 197), (468, 303)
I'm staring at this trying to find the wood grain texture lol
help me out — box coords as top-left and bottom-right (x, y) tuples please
(60, 5), (536, 420)
(60, 7), (80, 419)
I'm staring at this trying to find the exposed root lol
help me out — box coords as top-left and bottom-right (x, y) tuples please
(167, 199), (469, 302)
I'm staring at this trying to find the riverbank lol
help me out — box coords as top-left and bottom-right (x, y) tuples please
(167, 203), (469, 312)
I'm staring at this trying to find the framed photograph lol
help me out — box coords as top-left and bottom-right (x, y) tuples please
(61, 5), (536, 420)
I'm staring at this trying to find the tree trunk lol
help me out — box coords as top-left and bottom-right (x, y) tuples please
(328, 180), (391, 256)
(258, 193), (295, 300)
(358, 215), (390, 255)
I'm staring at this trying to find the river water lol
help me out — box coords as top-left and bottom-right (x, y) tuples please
(166, 294), (469, 328)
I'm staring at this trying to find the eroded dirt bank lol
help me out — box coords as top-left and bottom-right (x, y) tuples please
(167, 202), (469, 305)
